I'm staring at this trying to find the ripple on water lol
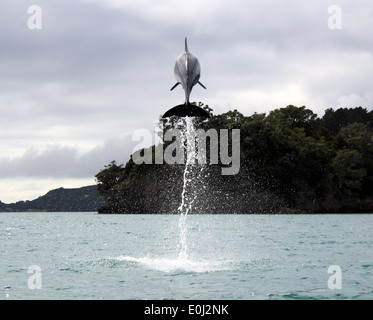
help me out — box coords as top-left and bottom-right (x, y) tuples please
(61, 255), (284, 276)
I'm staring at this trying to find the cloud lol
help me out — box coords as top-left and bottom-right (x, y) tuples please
(337, 93), (373, 108)
(1, 0), (373, 202)
(0, 135), (137, 179)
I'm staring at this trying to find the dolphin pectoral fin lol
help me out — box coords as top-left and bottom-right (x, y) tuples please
(198, 81), (206, 89)
(162, 102), (210, 118)
(170, 82), (180, 91)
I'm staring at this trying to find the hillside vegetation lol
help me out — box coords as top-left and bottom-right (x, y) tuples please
(96, 105), (373, 213)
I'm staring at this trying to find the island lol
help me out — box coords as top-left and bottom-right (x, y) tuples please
(95, 105), (373, 214)
(0, 185), (104, 212)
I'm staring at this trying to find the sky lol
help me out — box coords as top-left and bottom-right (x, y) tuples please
(1, 0), (373, 203)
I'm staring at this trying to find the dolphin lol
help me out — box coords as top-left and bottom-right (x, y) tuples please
(162, 37), (210, 118)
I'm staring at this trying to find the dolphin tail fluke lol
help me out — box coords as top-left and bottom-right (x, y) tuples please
(162, 102), (210, 118)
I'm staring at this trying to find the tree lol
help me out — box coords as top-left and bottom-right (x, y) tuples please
(331, 149), (366, 195)
(321, 107), (372, 135)
(336, 123), (373, 154)
(95, 161), (126, 197)
(265, 105), (318, 135)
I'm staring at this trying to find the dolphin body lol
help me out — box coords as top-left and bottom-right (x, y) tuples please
(162, 37), (210, 118)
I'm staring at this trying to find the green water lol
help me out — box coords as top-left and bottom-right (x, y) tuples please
(1, 212), (372, 299)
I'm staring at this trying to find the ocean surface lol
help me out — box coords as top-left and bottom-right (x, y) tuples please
(1, 212), (373, 300)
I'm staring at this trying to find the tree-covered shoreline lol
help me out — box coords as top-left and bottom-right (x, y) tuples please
(0, 186), (104, 212)
(95, 105), (373, 214)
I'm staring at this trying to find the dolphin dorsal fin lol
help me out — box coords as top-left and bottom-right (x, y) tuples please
(184, 37), (188, 52)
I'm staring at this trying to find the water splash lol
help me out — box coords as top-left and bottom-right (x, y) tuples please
(116, 118), (208, 272)
(177, 117), (198, 261)
(115, 255), (233, 273)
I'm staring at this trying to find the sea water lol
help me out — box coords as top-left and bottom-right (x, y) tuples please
(1, 212), (373, 300)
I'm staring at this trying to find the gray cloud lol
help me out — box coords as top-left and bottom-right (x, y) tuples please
(0, 135), (137, 178)
(1, 0), (373, 201)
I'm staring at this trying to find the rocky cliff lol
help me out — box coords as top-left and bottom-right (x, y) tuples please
(97, 160), (290, 214)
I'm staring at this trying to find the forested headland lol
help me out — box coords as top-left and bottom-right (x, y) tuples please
(95, 105), (373, 214)
(0, 186), (104, 212)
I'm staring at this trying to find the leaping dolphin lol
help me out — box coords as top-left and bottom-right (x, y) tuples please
(162, 37), (210, 118)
